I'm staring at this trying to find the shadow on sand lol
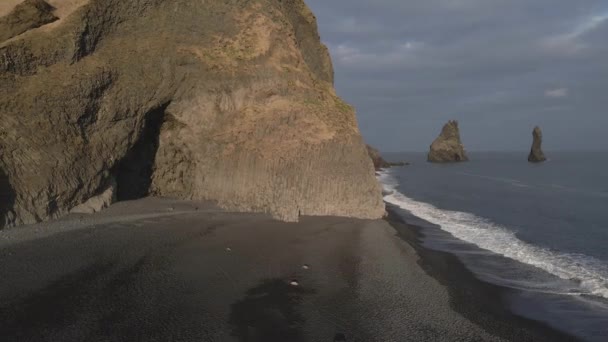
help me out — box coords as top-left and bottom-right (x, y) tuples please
(229, 279), (315, 342)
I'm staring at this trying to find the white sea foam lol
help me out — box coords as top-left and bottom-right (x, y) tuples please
(379, 171), (608, 300)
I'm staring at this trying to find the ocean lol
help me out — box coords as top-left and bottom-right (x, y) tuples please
(380, 151), (608, 341)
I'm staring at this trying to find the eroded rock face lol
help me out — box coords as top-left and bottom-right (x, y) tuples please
(0, 0), (384, 227)
(528, 126), (547, 163)
(0, 0), (57, 42)
(427, 120), (469, 163)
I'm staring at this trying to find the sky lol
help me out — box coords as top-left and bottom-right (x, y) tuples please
(306, 0), (608, 152)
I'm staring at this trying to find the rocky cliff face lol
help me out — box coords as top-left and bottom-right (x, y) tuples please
(427, 120), (469, 163)
(0, 0), (58, 42)
(0, 0), (384, 227)
(528, 126), (547, 163)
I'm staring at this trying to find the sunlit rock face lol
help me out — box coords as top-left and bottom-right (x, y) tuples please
(0, 0), (384, 227)
(428, 120), (469, 163)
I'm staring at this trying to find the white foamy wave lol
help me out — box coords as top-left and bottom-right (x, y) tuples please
(378, 171), (608, 300)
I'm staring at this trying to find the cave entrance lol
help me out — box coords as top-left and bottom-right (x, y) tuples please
(0, 167), (16, 228)
(114, 102), (170, 201)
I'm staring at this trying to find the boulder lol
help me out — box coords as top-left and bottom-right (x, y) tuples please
(0, 0), (384, 227)
(528, 126), (547, 163)
(70, 178), (117, 214)
(427, 120), (469, 163)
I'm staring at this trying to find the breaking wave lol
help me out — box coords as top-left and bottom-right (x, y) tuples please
(379, 171), (608, 300)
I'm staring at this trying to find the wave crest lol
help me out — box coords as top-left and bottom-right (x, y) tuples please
(379, 171), (608, 300)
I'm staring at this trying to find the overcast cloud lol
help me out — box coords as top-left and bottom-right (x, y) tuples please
(306, 0), (608, 151)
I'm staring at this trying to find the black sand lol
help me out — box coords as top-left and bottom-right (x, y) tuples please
(0, 198), (577, 341)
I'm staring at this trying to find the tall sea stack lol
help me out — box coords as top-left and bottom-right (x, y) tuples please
(428, 120), (469, 163)
(0, 0), (385, 228)
(528, 126), (547, 163)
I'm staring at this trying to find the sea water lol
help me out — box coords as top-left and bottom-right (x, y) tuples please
(380, 151), (608, 341)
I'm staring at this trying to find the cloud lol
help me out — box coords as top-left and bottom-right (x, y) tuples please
(545, 88), (568, 98)
(541, 12), (608, 55)
(329, 41), (425, 69)
(332, 17), (384, 34)
(571, 13), (608, 38)
(306, 0), (608, 151)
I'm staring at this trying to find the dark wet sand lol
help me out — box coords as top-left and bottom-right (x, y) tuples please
(384, 205), (578, 342)
(0, 198), (576, 341)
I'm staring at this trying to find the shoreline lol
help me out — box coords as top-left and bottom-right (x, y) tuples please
(384, 204), (579, 341)
(0, 197), (582, 341)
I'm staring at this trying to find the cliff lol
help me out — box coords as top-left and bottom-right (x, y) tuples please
(528, 126), (547, 163)
(427, 120), (469, 163)
(0, 0), (385, 227)
(0, 0), (58, 42)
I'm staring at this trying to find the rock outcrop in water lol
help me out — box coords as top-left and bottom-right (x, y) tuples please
(427, 120), (469, 163)
(0, 0), (384, 228)
(366, 145), (390, 170)
(366, 145), (406, 170)
(528, 126), (547, 163)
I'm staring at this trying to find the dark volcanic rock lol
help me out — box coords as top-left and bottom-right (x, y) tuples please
(366, 145), (390, 170)
(0, 0), (58, 43)
(528, 126), (547, 163)
(0, 0), (384, 227)
(0, 167), (15, 228)
(366, 145), (406, 170)
(427, 120), (469, 163)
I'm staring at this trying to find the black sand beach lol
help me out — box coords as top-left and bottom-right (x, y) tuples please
(0, 198), (576, 341)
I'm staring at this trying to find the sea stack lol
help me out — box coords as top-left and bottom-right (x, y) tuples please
(427, 120), (469, 163)
(0, 0), (385, 227)
(528, 126), (547, 163)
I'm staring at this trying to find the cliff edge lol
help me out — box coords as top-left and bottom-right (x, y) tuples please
(528, 126), (547, 163)
(428, 120), (469, 163)
(0, 0), (384, 227)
